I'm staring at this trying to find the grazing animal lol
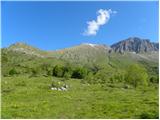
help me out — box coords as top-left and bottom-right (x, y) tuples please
(51, 83), (69, 91)
(61, 87), (67, 91)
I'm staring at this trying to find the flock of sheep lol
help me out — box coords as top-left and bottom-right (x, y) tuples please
(51, 81), (69, 91)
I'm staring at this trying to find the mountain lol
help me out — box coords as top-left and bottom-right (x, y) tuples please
(48, 37), (158, 64)
(49, 43), (111, 64)
(111, 37), (159, 53)
(7, 42), (49, 58)
(4, 37), (159, 64)
(1, 37), (159, 78)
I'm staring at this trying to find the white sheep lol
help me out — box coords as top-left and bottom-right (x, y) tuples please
(61, 87), (67, 91)
(51, 87), (57, 90)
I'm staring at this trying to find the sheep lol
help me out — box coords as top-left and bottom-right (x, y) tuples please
(61, 87), (67, 91)
(51, 83), (69, 91)
(51, 87), (57, 90)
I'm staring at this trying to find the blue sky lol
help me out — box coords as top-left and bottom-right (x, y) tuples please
(2, 1), (159, 50)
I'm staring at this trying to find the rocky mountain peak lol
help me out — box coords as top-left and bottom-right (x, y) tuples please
(111, 37), (159, 53)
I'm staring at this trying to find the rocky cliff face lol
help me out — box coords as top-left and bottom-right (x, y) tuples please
(111, 37), (159, 53)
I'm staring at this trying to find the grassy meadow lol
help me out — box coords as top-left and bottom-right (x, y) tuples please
(2, 75), (159, 119)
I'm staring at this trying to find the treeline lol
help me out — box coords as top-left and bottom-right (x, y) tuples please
(4, 62), (159, 88)
(51, 64), (158, 87)
(52, 65), (88, 79)
(3, 63), (88, 79)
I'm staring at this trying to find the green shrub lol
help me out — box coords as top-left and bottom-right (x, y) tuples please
(125, 64), (148, 87)
(52, 65), (65, 77)
(9, 68), (17, 76)
(72, 67), (88, 79)
(111, 72), (125, 83)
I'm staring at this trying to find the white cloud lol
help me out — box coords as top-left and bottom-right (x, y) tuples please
(83, 9), (117, 36)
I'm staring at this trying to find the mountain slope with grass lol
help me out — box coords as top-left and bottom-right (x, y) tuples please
(2, 37), (159, 77)
(1, 37), (159, 119)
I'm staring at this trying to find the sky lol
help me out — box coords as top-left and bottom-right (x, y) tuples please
(2, 1), (159, 50)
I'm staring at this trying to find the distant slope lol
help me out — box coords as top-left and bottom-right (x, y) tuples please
(7, 42), (51, 58)
(50, 43), (111, 65)
(5, 37), (159, 63)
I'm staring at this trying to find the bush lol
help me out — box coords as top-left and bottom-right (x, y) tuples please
(72, 67), (88, 79)
(84, 70), (113, 84)
(125, 64), (148, 87)
(52, 65), (73, 78)
(52, 65), (65, 77)
(9, 68), (17, 76)
(109, 71), (125, 84)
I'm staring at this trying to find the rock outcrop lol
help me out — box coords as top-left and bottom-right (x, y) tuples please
(111, 37), (159, 53)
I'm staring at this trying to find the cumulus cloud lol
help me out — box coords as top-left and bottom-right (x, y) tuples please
(83, 9), (117, 36)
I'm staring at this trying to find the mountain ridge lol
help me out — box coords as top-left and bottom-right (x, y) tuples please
(111, 37), (159, 53)
(7, 37), (158, 53)
(2, 36), (159, 79)
(7, 37), (159, 52)
(4, 37), (158, 65)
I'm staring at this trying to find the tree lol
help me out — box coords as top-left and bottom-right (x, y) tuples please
(71, 67), (88, 79)
(125, 64), (148, 87)
(52, 65), (65, 77)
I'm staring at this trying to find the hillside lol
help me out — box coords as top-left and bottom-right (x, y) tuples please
(1, 37), (159, 78)
(5, 37), (159, 63)
(48, 37), (159, 65)
(1, 37), (159, 119)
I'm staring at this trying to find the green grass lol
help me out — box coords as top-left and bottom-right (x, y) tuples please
(1, 76), (159, 119)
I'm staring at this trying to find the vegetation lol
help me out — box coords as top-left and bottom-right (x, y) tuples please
(1, 47), (159, 119)
(71, 67), (88, 79)
(9, 68), (18, 76)
(125, 64), (148, 87)
(1, 76), (158, 119)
